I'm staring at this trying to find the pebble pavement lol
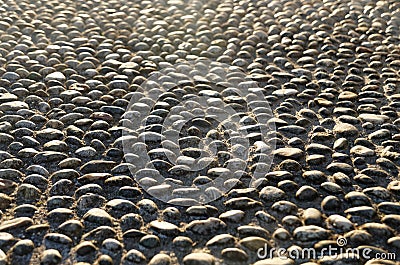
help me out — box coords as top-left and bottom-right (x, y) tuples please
(0, 0), (399, 264)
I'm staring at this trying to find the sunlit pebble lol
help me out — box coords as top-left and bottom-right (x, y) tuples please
(0, 0), (398, 263)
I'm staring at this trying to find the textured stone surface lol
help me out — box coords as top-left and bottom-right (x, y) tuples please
(0, 0), (398, 264)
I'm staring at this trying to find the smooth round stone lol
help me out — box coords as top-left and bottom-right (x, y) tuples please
(101, 238), (123, 253)
(183, 253), (215, 265)
(122, 249), (146, 263)
(162, 207), (181, 221)
(273, 147), (304, 160)
(296, 186), (318, 201)
(345, 206), (376, 220)
(0, 92), (17, 104)
(387, 236), (400, 249)
(255, 210), (276, 224)
(0, 101), (29, 112)
(139, 235), (160, 248)
(150, 221), (179, 236)
(120, 214), (143, 232)
(359, 223), (393, 238)
(148, 253), (172, 265)
(47, 208), (73, 224)
(221, 247), (248, 261)
(83, 208), (113, 226)
(75, 241), (97, 256)
(272, 228), (291, 241)
(43, 140), (68, 152)
(206, 234), (235, 247)
(58, 220), (83, 239)
(259, 186), (286, 202)
(387, 181), (400, 195)
(359, 114), (389, 125)
(40, 249), (62, 265)
(326, 215), (354, 233)
(344, 230), (373, 246)
(173, 236), (193, 249)
(270, 200), (298, 215)
(333, 123), (359, 137)
(339, 91), (357, 101)
(2, 72), (20, 82)
(11, 239), (34, 255)
(58, 158), (81, 168)
(219, 210), (245, 222)
(237, 225), (270, 239)
(45, 72), (66, 82)
(345, 191), (371, 206)
(303, 208), (322, 225)
(17, 184), (41, 202)
(293, 225), (329, 242)
(302, 171), (327, 184)
(321, 182), (343, 194)
(0, 193), (12, 210)
(96, 255), (114, 265)
(0, 249), (5, 265)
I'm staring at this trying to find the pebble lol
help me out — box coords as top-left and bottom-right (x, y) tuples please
(41, 249), (62, 265)
(239, 236), (269, 251)
(303, 208), (322, 225)
(273, 148), (304, 160)
(173, 236), (193, 249)
(11, 239), (34, 255)
(75, 241), (97, 256)
(350, 145), (375, 156)
(293, 225), (330, 242)
(0, 217), (33, 232)
(206, 234), (235, 247)
(273, 228), (291, 241)
(183, 253), (215, 265)
(333, 123), (359, 137)
(219, 210), (245, 222)
(221, 247), (248, 261)
(359, 114), (389, 124)
(83, 208), (113, 226)
(271, 200), (298, 215)
(345, 206), (376, 220)
(150, 220), (180, 236)
(186, 218), (226, 235)
(296, 186), (318, 201)
(359, 223), (393, 238)
(148, 254), (171, 265)
(0, 232), (14, 248)
(326, 215), (354, 233)
(0, 101), (29, 112)
(45, 72), (66, 82)
(238, 225), (270, 238)
(44, 233), (73, 250)
(0, 0), (397, 263)
(0, 194), (12, 210)
(387, 236), (400, 249)
(259, 186), (286, 202)
(0, 249), (5, 265)
(17, 184), (41, 201)
(139, 234), (160, 248)
(82, 226), (116, 243)
(58, 220), (83, 239)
